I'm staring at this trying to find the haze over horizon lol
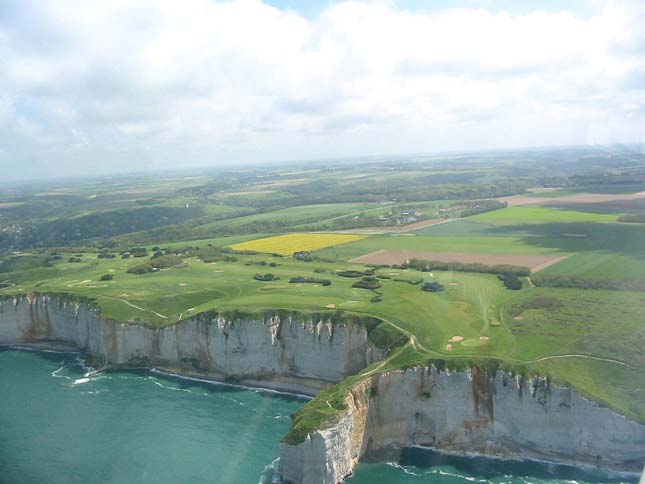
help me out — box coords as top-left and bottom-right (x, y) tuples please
(1, 0), (644, 181)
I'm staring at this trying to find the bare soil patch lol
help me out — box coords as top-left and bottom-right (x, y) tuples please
(350, 249), (567, 273)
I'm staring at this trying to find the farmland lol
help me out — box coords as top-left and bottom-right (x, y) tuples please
(2, 146), (645, 428)
(349, 249), (566, 272)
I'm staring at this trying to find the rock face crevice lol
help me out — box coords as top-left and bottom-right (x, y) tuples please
(279, 367), (645, 483)
(0, 295), (384, 394)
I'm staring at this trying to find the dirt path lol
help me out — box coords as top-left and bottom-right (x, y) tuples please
(99, 295), (168, 319)
(314, 202), (395, 225)
(528, 353), (629, 367)
(339, 218), (455, 234)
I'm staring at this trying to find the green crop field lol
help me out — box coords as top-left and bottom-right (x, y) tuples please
(470, 206), (619, 224)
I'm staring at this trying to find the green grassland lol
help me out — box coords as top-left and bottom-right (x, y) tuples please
(2, 244), (644, 424)
(470, 206), (619, 224)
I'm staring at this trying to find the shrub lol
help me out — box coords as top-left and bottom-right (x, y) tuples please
(421, 281), (444, 292)
(97, 252), (116, 259)
(130, 247), (149, 258)
(337, 270), (364, 278)
(294, 251), (313, 262)
(68, 257), (82, 263)
(352, 277), (382, 290)
(100, 274), (114, 281)
(254, 273), (278, 281)
(289, 277), (331, 286)
(150, 254), (183, 269)
(127, 264), (153, 274)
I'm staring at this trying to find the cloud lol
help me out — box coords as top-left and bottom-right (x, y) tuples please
(0, 0), (644, 180)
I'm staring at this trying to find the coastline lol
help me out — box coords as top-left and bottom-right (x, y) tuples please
(1, 343), (316, 400)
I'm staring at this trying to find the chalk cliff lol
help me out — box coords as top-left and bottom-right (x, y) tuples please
(2, 294), (643, 483)
(0, 294), (383, 394)
(279, 366), (645, 483)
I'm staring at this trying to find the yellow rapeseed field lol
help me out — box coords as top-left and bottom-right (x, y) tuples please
(229, 233), (366, 256)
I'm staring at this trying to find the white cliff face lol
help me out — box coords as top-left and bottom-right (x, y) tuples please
(280, 367), (645, 483)
(4, 294), (644, 483)
(0, 295), (383, 393)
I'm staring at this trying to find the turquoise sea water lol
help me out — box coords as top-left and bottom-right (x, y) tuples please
(0, 349), (636, 484)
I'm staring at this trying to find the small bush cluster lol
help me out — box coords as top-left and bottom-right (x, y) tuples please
(337, 270), (365, 278)
(421, 281), (444, 292)
(289, 277), (331, 286)
(254, 273), (278, 281)
(294, 251), (314, 262)
(125, 247), (149, 258)
(97, 252), (116, 259)
(99, 274), (114, 281)
(352, 276), (382, 290)
(245, 260), (277, 267)
(127, 254), (184, 274)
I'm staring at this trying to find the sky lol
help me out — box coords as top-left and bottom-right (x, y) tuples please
(0, 0), (644, 180)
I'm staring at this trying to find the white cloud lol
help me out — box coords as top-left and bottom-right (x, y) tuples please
(0, 0), (643, 179)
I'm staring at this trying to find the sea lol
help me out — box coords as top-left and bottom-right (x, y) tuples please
(0, 349), (637, 484)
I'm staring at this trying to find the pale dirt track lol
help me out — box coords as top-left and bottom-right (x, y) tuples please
(350, 249), (567, 272)
(340, 218), (453, 234)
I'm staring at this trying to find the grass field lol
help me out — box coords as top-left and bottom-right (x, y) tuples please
(470, 206), (618, 224)
(2, 246), (643, 421)
(228, 233), (367, 255)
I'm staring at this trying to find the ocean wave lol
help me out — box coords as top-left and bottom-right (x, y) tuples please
(149, 368), (312, 400)
(258, 457), (281, 484)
